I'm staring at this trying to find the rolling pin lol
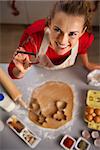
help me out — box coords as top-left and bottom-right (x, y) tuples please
(0, 67), (27, 109)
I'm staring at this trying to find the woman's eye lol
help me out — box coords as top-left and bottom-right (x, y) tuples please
(69, 32), (77, 38)
(54, 28), (61, 33)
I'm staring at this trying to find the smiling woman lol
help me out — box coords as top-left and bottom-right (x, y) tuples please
(8, 0), (100, 79)
(48, 12), (85, 55)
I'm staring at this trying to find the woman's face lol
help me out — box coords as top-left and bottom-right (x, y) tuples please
(49, 11), (85, 55)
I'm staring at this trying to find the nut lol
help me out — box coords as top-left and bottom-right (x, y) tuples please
(56, 101), (67, 110)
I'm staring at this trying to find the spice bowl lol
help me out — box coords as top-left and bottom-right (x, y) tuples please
(60, 135), (76, 150)
(75, 137), (90, 150)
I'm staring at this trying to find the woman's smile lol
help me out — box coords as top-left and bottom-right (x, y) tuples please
(55, 41), (67, 49)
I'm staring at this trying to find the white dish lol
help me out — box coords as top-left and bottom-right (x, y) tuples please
(75, 137), (90, 150)
(6, 115), (41, 148)
(60, 134), (76, 150)
(87, 70), (100, 87)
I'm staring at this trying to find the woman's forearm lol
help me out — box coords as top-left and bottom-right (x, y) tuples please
(80, 53), (100, 71)
(84, 62), (100, 71)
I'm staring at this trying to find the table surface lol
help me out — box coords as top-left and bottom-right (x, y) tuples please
(0, 63), (100, 150)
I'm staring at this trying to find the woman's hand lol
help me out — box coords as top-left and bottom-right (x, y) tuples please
(12, 47), (32, 78)
(80, 53), (100, 71)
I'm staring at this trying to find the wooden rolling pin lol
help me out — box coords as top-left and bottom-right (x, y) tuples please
(0, 67), (27, 109)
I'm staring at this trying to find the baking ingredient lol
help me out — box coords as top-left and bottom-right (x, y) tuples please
(56, 101), (67, 110)
(85, 114), (93, 121)
(63, 136), (74, 148)
(32, 103), (40, 111)
(94, 109), (100, 116)
(7, 115), (41, 148)
(94, 138), (100, 147)
(0, 92), (15, 112)
(8, 116), (24, 133)
(93, 74), (100, 82)
(28, 81), (73, 129)
(82, 130), (90, 140)
(86, 106), (94, 114)
(77, 140), (88, 150)
(91, 131), (99, 139)
(94, 116), (100, 123)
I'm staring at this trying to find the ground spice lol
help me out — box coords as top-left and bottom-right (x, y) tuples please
(63, 137), (74, 148)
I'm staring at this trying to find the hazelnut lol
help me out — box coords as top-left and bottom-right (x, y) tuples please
(56, 101), (67, 110)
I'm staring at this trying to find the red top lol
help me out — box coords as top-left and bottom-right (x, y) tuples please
(8, 19), (94, 79)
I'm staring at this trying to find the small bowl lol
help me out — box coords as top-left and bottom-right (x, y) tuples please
(91, 131), (100, 139)
(60, 135), (76, 150)
(87, 69), (100, 86)
(75, 137), (90, 150)
(94, 138), (100, 147)
(82, 130), (91, 140)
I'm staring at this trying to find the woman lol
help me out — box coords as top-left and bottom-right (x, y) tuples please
(8, 0), (100, 79)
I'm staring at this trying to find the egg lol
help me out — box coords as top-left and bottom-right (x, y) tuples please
(85, 112), (88, 116)
(91, 131), (99, 139)
(85, 114), (93, 121)
(94, 109), (100, 116)
(94, 138), (100, 147)
(85, 106), (94, 114)
(82, 130), (90, 140)
(94, 116), (100, 123)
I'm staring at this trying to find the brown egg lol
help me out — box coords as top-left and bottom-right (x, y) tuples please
(85, 111), (88, 116)
(94, 109), (100, 116)
(85, 114), (93, 121)
(94, 116), (100, 123)
(85, 106), (94, 114)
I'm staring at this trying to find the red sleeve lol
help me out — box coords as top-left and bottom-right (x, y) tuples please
(78, 32), (94, 54)
(19, 19), (46, 46)
(8, 19), (45, 79)
(8, 32), (44, 79)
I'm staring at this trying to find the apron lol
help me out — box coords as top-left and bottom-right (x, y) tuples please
(35, 28), (79, 70)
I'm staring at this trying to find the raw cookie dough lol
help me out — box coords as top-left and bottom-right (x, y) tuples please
(28, 81), (74, 129)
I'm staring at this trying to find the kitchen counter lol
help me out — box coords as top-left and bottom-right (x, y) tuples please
(0, 63), (100, 150)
